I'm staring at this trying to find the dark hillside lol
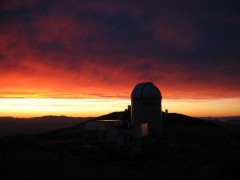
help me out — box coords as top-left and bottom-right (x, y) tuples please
(163, 113), (231, 137)
(46, 111), (129, 135)
(49, 112), (230, 139)
(205, 119), (240, 136)
(0, 112), (240, 178)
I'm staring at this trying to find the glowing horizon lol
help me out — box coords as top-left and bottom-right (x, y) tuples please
(1, 97), (239, 118)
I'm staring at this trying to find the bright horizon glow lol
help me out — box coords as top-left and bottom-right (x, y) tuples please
(162, 98), (240, 117)
(0, 97), (240, 118)
(0, 98), (130, 118)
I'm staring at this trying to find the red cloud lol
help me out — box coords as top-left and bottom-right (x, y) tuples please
(0, 0), (240, 100)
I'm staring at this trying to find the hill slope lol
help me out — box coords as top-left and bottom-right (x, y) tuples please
(46, 111), (230, 138)
(0, 112), (240, 178)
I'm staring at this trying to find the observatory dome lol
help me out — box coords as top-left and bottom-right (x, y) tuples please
(131, 82), (162, 99)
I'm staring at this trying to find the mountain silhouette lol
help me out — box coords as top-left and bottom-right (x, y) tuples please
(0, 116), (92, 136)
(0, 112), (236, 141)
(43, 111), (230, 138)
(0, 112), (240, 178)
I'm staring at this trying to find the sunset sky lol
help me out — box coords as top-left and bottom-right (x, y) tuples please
(0, 0), (240, 118)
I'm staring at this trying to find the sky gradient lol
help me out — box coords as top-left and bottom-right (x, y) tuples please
(0, 0), (240, 117)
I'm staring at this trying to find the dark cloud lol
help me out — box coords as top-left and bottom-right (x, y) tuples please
(38, 41), (63, 52)
(0, 0), (240, 99)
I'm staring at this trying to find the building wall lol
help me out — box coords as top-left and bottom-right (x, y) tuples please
(131, 99), (162, 134)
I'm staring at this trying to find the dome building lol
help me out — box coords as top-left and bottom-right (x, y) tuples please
(131, 82), (162, 136)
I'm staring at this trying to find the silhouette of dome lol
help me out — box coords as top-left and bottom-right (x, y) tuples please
(131, 82), (161, 99)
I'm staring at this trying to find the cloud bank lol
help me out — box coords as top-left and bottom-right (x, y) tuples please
(1, 0), (240, 99)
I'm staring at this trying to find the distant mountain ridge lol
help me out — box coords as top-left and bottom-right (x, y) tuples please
(199, 116), (240, 121)
(0, 116), (92, 136)
(1, 112), (238, 137)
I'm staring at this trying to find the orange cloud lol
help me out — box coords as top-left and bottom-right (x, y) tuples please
(0, 0), (240, 101)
